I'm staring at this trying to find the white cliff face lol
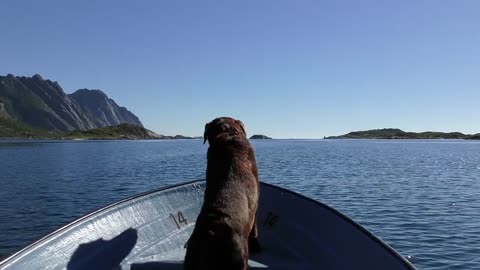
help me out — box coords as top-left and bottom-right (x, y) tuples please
(97, 98), (122, 126)
(68, 89), (143, 129)
(0, 99), (7, 117)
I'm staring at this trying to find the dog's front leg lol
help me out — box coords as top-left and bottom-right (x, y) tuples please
(248, 213), (261, 253)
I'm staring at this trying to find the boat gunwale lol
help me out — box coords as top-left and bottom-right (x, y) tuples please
(0, 179), (416, 269)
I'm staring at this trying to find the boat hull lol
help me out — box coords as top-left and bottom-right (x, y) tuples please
(0, 180), (415, 269)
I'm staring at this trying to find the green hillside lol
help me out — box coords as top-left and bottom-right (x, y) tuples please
(326, 128), (468, 139)
(64, 124), (164, 140)
(0, 115), (60, 139)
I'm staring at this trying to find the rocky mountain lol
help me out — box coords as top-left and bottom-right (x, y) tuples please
(68, 89), (141, 129)
(0, 74), (142, 132)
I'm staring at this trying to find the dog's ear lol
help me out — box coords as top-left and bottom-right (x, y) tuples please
(203, 122), (210, 144)
(236, 120), (246, 137)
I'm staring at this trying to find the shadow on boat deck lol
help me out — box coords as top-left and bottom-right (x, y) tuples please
(131, 262), (183, 270)
(131, 262), (267, 270)
(66, 228), (138, 270)
(65, 227), (268, 270)
(67, 228), (265, 270)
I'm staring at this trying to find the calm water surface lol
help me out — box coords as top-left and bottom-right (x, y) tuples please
(1, 139), (479, 269)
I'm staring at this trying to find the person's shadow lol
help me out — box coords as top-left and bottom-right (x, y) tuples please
(66, 228), (138, 270)
(66, 228), (266, 270)
(131, 262), (183, 270)
(130, 262), (267, 270)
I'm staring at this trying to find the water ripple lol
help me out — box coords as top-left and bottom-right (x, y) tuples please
(1, 139), (480, 269)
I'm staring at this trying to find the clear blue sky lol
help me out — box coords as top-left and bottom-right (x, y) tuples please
(1, 1), (479, 138)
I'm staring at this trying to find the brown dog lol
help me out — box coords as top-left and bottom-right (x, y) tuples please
(184, 117), (260, 270)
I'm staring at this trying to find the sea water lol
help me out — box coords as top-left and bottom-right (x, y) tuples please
(1, 139), (479, 269)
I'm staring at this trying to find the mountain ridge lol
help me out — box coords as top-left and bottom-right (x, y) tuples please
(68, 88), (142, 128)
(0, 74), (142, 132)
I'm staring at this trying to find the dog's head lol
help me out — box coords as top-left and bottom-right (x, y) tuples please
(204, 117), (247, 144)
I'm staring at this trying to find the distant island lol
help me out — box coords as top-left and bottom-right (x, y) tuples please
(326, 128), (480, 140)
(250, 134), (272, 139)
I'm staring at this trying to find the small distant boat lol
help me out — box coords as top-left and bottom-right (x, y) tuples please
(0, 180), (415, 269)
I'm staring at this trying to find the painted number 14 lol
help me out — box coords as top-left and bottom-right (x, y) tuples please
(170, 211), (188, 229)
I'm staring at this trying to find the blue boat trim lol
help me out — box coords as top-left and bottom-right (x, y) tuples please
(260, 181), (416, 269)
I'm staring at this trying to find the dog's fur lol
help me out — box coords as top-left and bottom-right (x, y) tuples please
(184, 117), (260, 270)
